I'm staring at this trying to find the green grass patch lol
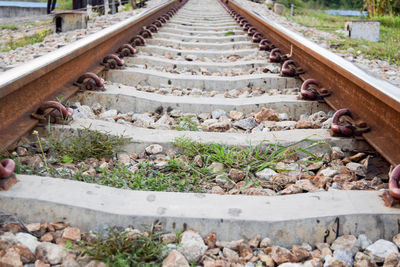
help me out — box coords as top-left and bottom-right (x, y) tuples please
(73, 225), (167, 267)
(0, 24), (18, 30)
(50, 129), (128, 162)
(1, 28), (52, 52)
(173, 115), (199, 131)
(224, 30), (235, 36)
(286, 9), (400, 65)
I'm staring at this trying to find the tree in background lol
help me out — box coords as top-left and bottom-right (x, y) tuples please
(363, 0), (400, 15)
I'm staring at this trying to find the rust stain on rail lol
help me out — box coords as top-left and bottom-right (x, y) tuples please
(226, 0), (400, 165)
(0, 0), (180, 151)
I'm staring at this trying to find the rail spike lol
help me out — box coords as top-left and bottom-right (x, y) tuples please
(117, 44), (136, 58)
(243, 23), (251, 31)
(247, 27), (257, 36)
(330, 108), (369, 137)
(102, 54), (124, 70)
(280, 60), (304, 77)
(32, 100), (74, 124)
(269, 48), (284, 63)
(152, 20), (163, 28)
(131, 35), (146, 47)
(75, 72), (105, 91)
(0, 159), (17, 190)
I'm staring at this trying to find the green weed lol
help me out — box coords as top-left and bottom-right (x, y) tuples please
(50, 129), (128, 162)
(1, 28), (52, 52)
(173, 115), (199, 131)
(224, 30), (235, 36)
(0, 24), (18, 30)
(73, 225), (167, 267)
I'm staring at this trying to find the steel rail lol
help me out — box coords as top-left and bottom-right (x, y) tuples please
(0, 0), (181, 150)
(224, 0), (400, 165)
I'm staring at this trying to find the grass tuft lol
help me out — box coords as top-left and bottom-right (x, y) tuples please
(224, 30), (235, 36)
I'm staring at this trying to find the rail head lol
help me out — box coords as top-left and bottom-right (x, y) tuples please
(227, 0), (400, 165)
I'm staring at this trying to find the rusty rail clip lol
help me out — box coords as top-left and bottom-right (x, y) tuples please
(31, 100), (74, 124)
(330, 108), (369, 137)
(0, 159), (17, 190)
(131, 35), (146, 46)
(117, 44), (136, 58)
(281, 60), (304, 77)
(74, 72), (105, 91)
(102, 54), (125, 70)
(300, 79), (330, 100)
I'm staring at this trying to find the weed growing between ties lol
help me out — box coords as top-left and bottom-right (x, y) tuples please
(73, 225), (167, 267)
(1, 28), (52, 52)
(173, 115), (200, 131)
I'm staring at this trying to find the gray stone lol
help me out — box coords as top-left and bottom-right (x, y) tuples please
(178, 230), (207, 263)
(211, 109), (226, 119)
(145, 144), (163, 155)
(358, 234), (372, 250)
(36, 242), (67, 265)
(132, 113), (154, 124)
(162, 250), (189, 267)
(331, 147), (345, 160)
(331, 235), (360, 256)
(333, 249), (354, 266)
(365, 239), (399, 262)
(216, 174), (235, 190)
(322, 118), (333, 129)
(260, 237), (272, 248)
(320, 168), (339, 178)
(15, 233), (39, 254)
(234, 117), (257, 130)
(346, 162), (367, 176)
(223, 247), (239, 262)
(278, 113), (289, 121)
(323, 255), (350, 267)
(72, 105), (95, 120)
(99, 109), (118, 118)
(255, 168), (277, 181)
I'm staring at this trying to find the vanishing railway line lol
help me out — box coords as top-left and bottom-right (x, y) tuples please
(1, 0), (400, 252)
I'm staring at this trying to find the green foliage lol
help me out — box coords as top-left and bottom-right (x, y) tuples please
(73, 226), (166, 267)
(1, 28), (52, 52)
(50, 129), (127, 162)
(173, 116), (199, 131)
(0, 24), (18, 30)
(224, 30), (235, 36)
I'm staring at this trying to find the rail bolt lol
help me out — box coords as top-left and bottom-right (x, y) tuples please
(158, 17), (167, 24)
(152, 20), (163, 28)
(330, 108), (369, 137)
(259, 39), (272, 51)
(242, 23), (251, 31)
(300, 78), (329, 100)
(239, 19), (247, 27)
(102, 54), (125, 70)
(131, 35), (146, 46)
(75, 72), (105, 91)
(117, 44), (136, 58)
(281, 60), (297, 77)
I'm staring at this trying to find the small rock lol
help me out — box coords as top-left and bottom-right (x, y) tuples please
(15, 233), (39, 254)
(229, 168), (245, 183)
(211, 186), (225, 195)
(211, 109), (226, 119)
(25, 223), (41, 232)
(295, 120), (318, 129)
(255, 168), (277, 181)
(145, 144), (163, 155)
(72, 105), (95, 120)
(331, 147), (345, 160)
(13, 245), (35, 264)
(254, 108), (279, 123)
(84, 260), (106, 267)
(178, 230), (207, 263)
(223, 247), (239, 262)
(40, 233), (53, 242)
(99, 109), (117, 118)
(193, 155), (203, 167)
(234, 117), (257, 131)
(346, 162), (367, 176)
(216, 174), (236, 190)
(210, 162), (225, 173)
(184, 55), (197, 61)
(331, 235), (360, 256)
(229, 111), (244, 121)
(271, 246), (296, 265)
(280, 184), (302, 195)
(323, 255), (350, 267)
(117, 153), (131, 166)
(162, 233), (177, 244)
(248, 235), (261, 249)
(162, 250), (189, 267)
(62, 227), (81, 242)
(258, 253), (275, 267)
(354, 251), (377, 267)
(358, 234), (372, 250)
(334, 249), (354, 266)
(260, 237), (272, 248)
(292, 245), (310, 262)
(320, 168), (339, 177)
(34, 259), (50, 267)
(383, 252), (400, 267)
(91, 103), (104, 114)
(0, 248), (23, 267)
(35, 242), (67, 265)
(278, 113), (289, 121)
(365, 239), (399, 263)
(204, 232), (217, 248)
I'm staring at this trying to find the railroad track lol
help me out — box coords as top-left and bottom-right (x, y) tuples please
(1, 0), (400, 251)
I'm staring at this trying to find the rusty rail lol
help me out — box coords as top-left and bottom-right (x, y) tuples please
(0, 0), (182, 151)
(223, 0), (400, 166)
